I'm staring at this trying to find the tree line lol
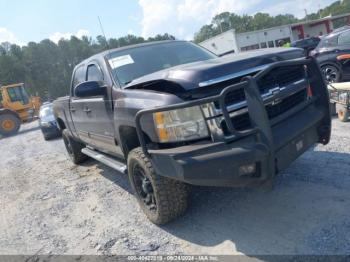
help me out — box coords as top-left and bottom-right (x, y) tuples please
(194, 0), (350, 43)
(0, 33), (175, 100)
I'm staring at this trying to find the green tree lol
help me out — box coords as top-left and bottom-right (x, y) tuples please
(0, 33), (176, 99)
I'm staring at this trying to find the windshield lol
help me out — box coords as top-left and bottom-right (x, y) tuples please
(7, 85), (30, 104)
(317, 35), (338, 48)
(107, 41), (216, 87)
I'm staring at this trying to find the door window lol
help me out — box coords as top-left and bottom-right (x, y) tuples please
(7, 86), (29, 104)
(338, 31), (350, 45)
(87, 64), (104, 82)
(72, 66), (86, 88)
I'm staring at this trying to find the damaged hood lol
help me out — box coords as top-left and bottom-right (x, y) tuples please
(123, 48), (305, 91)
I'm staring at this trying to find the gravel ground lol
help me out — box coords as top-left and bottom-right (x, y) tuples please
(0, 119), (349, 256)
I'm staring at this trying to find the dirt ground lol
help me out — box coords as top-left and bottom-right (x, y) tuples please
(0, 119), (349, 256)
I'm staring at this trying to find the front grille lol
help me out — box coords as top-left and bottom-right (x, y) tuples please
(221, 89), (307, 133)
(217, 65), (305, 108)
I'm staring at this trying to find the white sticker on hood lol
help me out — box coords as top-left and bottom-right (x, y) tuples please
(109, 55), (134, 69)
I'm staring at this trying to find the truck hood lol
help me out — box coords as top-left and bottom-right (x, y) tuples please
(124, 48), (305, 92)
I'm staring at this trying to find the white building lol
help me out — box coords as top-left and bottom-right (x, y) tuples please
(199, 29), (239, 56)
(199, 13), (350, 55)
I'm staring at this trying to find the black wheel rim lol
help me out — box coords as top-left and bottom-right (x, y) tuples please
(322, 66), (338, 83)
(133, 165), (157, 213)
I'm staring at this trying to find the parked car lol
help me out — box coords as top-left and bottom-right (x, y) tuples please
(311, 28), (350, 83)
(53, 41), (331, 225)
(39, 102), (60, 140)
(291, 37), (320, 56)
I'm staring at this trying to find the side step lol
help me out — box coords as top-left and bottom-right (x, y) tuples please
(81, 148), (127, 174)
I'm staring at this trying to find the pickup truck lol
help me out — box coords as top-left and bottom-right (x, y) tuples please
(53, 40), (331, 224)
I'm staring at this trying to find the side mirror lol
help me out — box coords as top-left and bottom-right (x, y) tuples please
(74, 81), (106, 97)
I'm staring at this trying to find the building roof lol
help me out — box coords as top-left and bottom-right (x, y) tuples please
(291, 12), (350, 28)
(199, 12), (350, 44)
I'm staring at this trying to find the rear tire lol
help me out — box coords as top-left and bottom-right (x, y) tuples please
(0, 114), (21, 136)
(338, 108), (349, 122)
(127, 147), (188, 225)
(62, 129), (89, 164)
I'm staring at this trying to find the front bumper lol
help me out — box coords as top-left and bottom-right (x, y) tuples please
(40, 122), (61, 137)
(135, 58), (331, 187)
(149, 104), (324, 187)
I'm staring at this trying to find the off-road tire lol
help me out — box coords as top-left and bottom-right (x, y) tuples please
(338, 108), (349, 122)
(62, 129), (89, 164)
(0, 114), (21, 136)
(127, 147), (188, 225)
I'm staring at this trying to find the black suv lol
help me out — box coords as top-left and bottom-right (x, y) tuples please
(311, 28), (350, 83)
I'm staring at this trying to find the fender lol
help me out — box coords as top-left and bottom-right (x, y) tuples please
(0, 108), (20, 119)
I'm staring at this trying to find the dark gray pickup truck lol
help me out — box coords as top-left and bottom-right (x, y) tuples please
(53, 40), (331, 224)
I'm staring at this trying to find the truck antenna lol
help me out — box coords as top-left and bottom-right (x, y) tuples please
(97, 16), (122, 86)
(98, 16), (111, 50)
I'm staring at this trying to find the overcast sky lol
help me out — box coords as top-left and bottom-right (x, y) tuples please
(0, 0), (335, 45)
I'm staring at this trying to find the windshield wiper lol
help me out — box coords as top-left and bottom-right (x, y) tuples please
(123, 80), (133, 85)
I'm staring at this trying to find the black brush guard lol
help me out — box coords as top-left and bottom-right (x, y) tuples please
(134, 57), (331, 183)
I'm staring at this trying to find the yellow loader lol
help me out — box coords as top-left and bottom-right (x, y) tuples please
(0, 83), (41, 136)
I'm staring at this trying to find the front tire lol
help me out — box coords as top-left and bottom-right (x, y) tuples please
(62, 129), (89, 164)
(127, 147), (188, 225)
(321, 65), (340, 83)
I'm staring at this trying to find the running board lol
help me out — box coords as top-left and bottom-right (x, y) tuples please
(81, 148), (127, 174)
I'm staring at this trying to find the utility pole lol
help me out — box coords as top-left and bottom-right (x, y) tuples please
(318, 4), (322, 18)
(304, 9), (308, 21)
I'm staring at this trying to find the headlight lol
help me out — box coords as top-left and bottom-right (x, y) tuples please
(153, 106), (209, 142)
(40, 121), (51, 127)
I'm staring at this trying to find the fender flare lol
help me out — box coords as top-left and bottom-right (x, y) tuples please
(319, 61), (342, 74)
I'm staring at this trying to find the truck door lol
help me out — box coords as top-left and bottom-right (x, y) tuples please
(80, 63), (119, 155)
(70, 65), (91, 144)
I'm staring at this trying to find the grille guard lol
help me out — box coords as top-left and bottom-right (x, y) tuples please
(135, 57), (330, 160)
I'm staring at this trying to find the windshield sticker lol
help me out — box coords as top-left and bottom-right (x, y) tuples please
(109, 55), (134, 69)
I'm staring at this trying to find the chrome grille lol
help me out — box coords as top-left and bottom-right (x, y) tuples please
(221, 89), (308, 133)
(215, 65), (306, 109)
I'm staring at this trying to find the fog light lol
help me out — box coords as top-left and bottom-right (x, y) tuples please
(239, 163), (256, 176)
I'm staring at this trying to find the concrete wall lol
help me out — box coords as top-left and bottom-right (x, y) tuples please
(236, 25), (292, 51)
(199, 30), (238, 55)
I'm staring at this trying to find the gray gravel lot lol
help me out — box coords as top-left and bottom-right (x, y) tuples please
(0, 119), (349, 256)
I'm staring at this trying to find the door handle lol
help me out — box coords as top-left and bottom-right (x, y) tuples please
(83, 107), (91, 113)
(70, 107), (76, 112)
